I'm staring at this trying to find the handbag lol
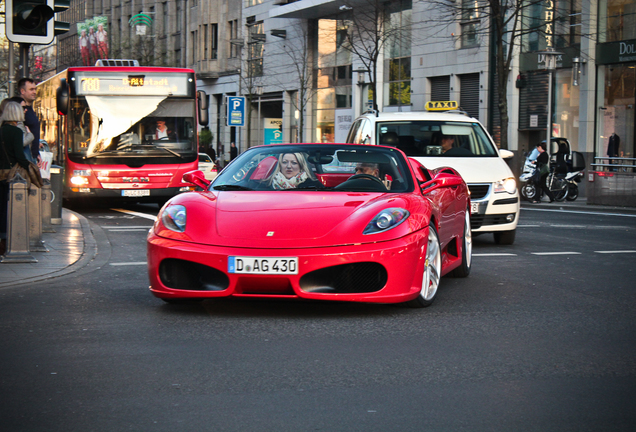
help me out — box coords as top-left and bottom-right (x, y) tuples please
(539, 163), (549, 176)
(0, 130), (43, 188)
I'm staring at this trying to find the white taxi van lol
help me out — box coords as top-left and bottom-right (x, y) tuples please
(346, 101), (520, 244)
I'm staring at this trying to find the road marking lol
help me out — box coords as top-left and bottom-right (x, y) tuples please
(594, 250), (636, 254)
(473, 253), (518, 257)
(109, 262), (147, 266)
(531, 252), (582, 255)
(112, 208), (157, 221)
(522, 207), (636, 218)
(550, 224), (586, 228)
(106, 228), (151, 232)
(517, 225), (541, 227)
(101, 225), (153, 229)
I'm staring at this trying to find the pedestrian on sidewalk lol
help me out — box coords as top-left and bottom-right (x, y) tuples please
(0, 102), (32, 254)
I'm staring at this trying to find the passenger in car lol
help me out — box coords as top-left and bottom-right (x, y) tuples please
(432, 131), (472, 156)
(270, 152), (322, 189)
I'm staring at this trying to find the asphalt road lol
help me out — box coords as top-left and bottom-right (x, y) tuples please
(1, 203), (635, 431)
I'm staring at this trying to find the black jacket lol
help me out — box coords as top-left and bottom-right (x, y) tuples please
(1, 124), (30, 170)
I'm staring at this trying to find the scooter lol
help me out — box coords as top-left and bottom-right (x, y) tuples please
(519, 155), (538, 201)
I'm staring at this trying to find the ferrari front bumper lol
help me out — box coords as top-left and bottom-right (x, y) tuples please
(147, 229), (429, 304)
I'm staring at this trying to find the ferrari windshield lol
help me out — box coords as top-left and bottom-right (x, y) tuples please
(213, 144), (414, 193)
(68, 96), (197, 162)
(375, 120), (498, 157)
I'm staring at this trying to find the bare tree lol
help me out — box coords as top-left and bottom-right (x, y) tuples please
(340, 0), (412, 111)
(426, 0), (584, 149)
(270, 20), (319, 143)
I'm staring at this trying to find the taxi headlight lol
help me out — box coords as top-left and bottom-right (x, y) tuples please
(363, 208), (409, 235)
(161, 205), (187, 232)
(494, 177), (517, 194)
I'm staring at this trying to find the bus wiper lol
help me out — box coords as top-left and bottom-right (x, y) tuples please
(149, 145), (183, 158)
(213, 184), (253, 191)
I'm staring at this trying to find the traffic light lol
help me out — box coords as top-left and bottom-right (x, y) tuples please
(5, 0), (70, 45)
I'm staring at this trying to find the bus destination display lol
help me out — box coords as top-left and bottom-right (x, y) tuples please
(73, 72), (192, 96)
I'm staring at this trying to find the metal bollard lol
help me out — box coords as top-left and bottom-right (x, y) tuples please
(1, 172), (37, 263)
(41, 179), (55, 233)
(29, 185), (48, 252)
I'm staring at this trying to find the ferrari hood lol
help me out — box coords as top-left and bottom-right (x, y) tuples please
(413, 156), (514, 184)
(216, 192), (370, 241)
(173, 191), (417, 249)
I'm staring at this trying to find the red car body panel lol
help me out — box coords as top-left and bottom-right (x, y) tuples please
(146, 144), (470, 305)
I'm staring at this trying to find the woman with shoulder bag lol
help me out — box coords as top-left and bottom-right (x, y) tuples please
(1, 101), (32, 254)
(532, 142), (555, 203)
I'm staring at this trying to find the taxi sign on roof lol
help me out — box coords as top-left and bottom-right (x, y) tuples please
(426, 101), (458, 111)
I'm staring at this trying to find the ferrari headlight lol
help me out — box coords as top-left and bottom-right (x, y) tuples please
(363, 208), (409, 235)
(494, 177), (517, 194)
(161, 205), (187, 232)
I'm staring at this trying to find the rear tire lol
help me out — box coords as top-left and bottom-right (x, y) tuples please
(405, 223), (442, 308)
(494, 229), (516, 245)
(566, 183), (578, 201)
(451, 210), (472, 278)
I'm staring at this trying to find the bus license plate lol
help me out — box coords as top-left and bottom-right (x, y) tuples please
(228, 257), (298, 274)
(471, 202), (480, 214)
(122, 190), (150, 197)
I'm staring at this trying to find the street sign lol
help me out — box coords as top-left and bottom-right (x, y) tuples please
(227, 96), (246, 127)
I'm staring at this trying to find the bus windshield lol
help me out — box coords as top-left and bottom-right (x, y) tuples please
(69, 95), (196, 161)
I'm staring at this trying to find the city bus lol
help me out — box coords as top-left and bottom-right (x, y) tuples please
(35, 61), (208, 205)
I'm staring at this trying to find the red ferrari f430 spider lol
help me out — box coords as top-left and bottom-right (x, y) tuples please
(147, 143), (471, 307)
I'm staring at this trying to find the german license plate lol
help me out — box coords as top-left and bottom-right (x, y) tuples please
(228, 257), (298, 274)
(122, 189), (150, 197)
(471, 202), (480, 214)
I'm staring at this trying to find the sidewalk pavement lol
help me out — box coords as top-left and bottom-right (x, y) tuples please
(1, 198), (635, 289)
(0, 209), (99, 288)
(520, 197), (636, 215)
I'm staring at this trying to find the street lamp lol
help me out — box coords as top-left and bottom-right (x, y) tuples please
(353, 68), (369, 115)
(541, 47), (562, 155)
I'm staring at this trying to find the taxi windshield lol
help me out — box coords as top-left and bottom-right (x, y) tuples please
(375, 120), (499, 157)
(213, 144), (414, 193)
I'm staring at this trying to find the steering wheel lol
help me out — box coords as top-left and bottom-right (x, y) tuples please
(349, 173), (385, 186)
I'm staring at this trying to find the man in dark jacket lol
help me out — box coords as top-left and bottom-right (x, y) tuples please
(18, 78), (41, 164)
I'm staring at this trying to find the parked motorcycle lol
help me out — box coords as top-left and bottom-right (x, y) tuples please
(520, 138), (586, 203)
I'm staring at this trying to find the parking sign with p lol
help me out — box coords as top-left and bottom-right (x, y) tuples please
(227, 96), (246, 127)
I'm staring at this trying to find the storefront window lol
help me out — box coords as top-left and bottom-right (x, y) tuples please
(596, 64), (635, 158)
(552, 69), (580, 149)
(599, 0), (636, 43)
(315, 19), (352, 142)
(384, 0), (412, 106)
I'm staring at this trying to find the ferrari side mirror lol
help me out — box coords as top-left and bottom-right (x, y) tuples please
(183, 170), (210, 190)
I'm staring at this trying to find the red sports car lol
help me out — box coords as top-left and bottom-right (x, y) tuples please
(147, 143), (471, 307)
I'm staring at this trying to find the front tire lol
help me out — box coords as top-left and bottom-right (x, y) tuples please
(451, 209), (472, 278)
(521, 182), (536, 201)
(405, 223), (442, 308)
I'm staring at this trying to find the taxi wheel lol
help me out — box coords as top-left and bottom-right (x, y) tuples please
(451, 209), (472, 278)
(406, 223), (441, 308)
(494, 229), (516, 245)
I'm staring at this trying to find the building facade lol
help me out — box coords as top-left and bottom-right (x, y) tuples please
(5, 0), (636, 191)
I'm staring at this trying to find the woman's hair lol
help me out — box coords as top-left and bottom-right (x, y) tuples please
(0, 101), (25, 124)
(270, 152), (316, 182)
